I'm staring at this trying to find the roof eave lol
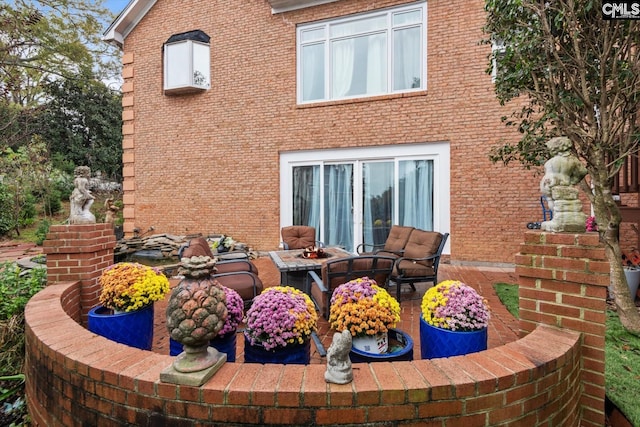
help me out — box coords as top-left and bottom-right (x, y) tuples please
(268, 0), (341, 14)
(102, 0), (158, 48)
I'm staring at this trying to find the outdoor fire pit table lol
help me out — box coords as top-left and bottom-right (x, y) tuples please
(268, 247), (353, 292)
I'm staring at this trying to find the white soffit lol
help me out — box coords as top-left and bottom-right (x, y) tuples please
(268, 0), (341, 14)
(103, 0), (157, 47)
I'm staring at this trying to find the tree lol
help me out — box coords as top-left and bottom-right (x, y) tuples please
(0, 0), (120, 149)
(40, 73), (123, 180)
(484, 0), (640, 334)
(0, 0), (119, 105)
(0, 138), (52, 236)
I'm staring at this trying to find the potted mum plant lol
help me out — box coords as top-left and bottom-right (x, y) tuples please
(169, 284), (244, 361)
(329, 277), (412, 362)
(420, 280), (490, 359)
(88, 262), (170, 350)
(243, 286), (318, 364)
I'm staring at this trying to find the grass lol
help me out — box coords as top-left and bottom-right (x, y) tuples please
(493, 283), (640, 426)
(492, 283), (519, 318)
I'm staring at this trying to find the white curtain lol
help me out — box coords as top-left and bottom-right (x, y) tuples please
(399, 160), (433, 230)
(393, 27), (420, 91)
(293, 166), (320, 236)
(331, 38), (354, 98)
(366, 33), (386, 94)
(324, 164), (353, 249)
(363, 164), (374, 245)
(302, 43), (324, 102)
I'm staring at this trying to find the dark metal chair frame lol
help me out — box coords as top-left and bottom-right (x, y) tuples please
(389, 232), (449, 302)
(306, 255), (396, 320)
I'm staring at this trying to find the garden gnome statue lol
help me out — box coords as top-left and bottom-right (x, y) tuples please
(69, 166), (96, 224)
(161, 256), (227, 386)
(325, 330), (353, 384)
(539, 136), (588, 232)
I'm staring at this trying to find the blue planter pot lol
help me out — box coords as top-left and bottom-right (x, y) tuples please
(88, 304), (154, 350)
(243, 335), (311, 364)
(349, 328), (414, 363)
(420, 317), (487, 359)
(170, 332), (238, 362)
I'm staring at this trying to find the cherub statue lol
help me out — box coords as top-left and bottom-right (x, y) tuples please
(324, 330), (353, 384)
(69, 166), (96, 224)
(104, 198), (120, 224)
(539, 137), (588, 232)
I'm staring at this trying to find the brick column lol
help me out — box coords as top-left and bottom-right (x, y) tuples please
(42, 223), (116, 324)
(516, 231), (608, 427)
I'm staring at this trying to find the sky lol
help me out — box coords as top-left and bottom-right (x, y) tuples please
(104, 0), (130, 16)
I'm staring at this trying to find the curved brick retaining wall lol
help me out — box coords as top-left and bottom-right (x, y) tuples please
(25, 225), (606, 426)
(26, 280), (581, 426)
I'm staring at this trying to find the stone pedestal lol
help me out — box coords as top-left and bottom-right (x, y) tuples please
(541, 186), (586, 232)
(43, 223), (116, 324)
(160, 347), (226, 387)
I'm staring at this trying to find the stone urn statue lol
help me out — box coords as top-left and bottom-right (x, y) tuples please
(161, 256), (228, 386)
(539, 136), (588, 232)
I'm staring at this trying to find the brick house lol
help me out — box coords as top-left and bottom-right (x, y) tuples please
(103, 0), (550, 265)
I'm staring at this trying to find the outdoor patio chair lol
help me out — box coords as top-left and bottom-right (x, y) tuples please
(389, 231), (449, 302)
(356, 225), (415, 257)
(307, 255), (396, 319)
(212, 271), (263, 308)
(215, 258), (259, 275)
(281, 226), (323, 250)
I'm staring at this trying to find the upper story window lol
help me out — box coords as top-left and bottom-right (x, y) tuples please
(297, 2), (426, 104)
(164, 30), (210, 95)
(490, 39), (506, 83)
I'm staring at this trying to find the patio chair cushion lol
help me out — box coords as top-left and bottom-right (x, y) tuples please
(215, 259), (259, 275)
(213, 272), (263, 303)
(403, 230), (443, 268)
(281, 226), (316, 250)
(393, 261), (435, 278)
(383, 225), (415, 253)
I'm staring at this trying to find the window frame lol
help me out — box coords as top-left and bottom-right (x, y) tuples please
(279, 142), (450, 254)
(296, 1), (427, 104)
(163, 31), (211, 95)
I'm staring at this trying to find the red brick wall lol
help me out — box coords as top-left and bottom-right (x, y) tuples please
(516, 231), (608, 427)
(118, 0), (562, 264)
(42, 223), (116, 323)
(25, 280), (582, 426)
(24, 228), (607, 425)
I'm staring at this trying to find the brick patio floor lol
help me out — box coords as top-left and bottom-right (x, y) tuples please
(2, 241), (519, 362)
(152, 256), (520, 363)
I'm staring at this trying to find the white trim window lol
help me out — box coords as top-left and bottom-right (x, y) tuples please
(280, 143), (450, 254)
(163, 30), (211, 95)
(490, 38), (506, 83)
(297, 2), (427, 104)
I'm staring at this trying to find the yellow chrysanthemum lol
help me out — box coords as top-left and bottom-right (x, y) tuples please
(328, 278), (401, 337)
(99, 262), (170, 312)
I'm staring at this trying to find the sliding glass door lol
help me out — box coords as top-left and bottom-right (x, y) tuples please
(363, 161), (394, 246)
(324, 164), (354, 249)
(289, 155), (437, 252)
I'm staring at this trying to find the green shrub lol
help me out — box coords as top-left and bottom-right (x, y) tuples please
(0, 262), (47, 321)
(34, 220), (50, 246)
(0, 183), (17, 236)
(17, 193), (36, 228)
(0, 261), (46, 427)
(42, 188), (62, 216)
(51, 167), (74, 200)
